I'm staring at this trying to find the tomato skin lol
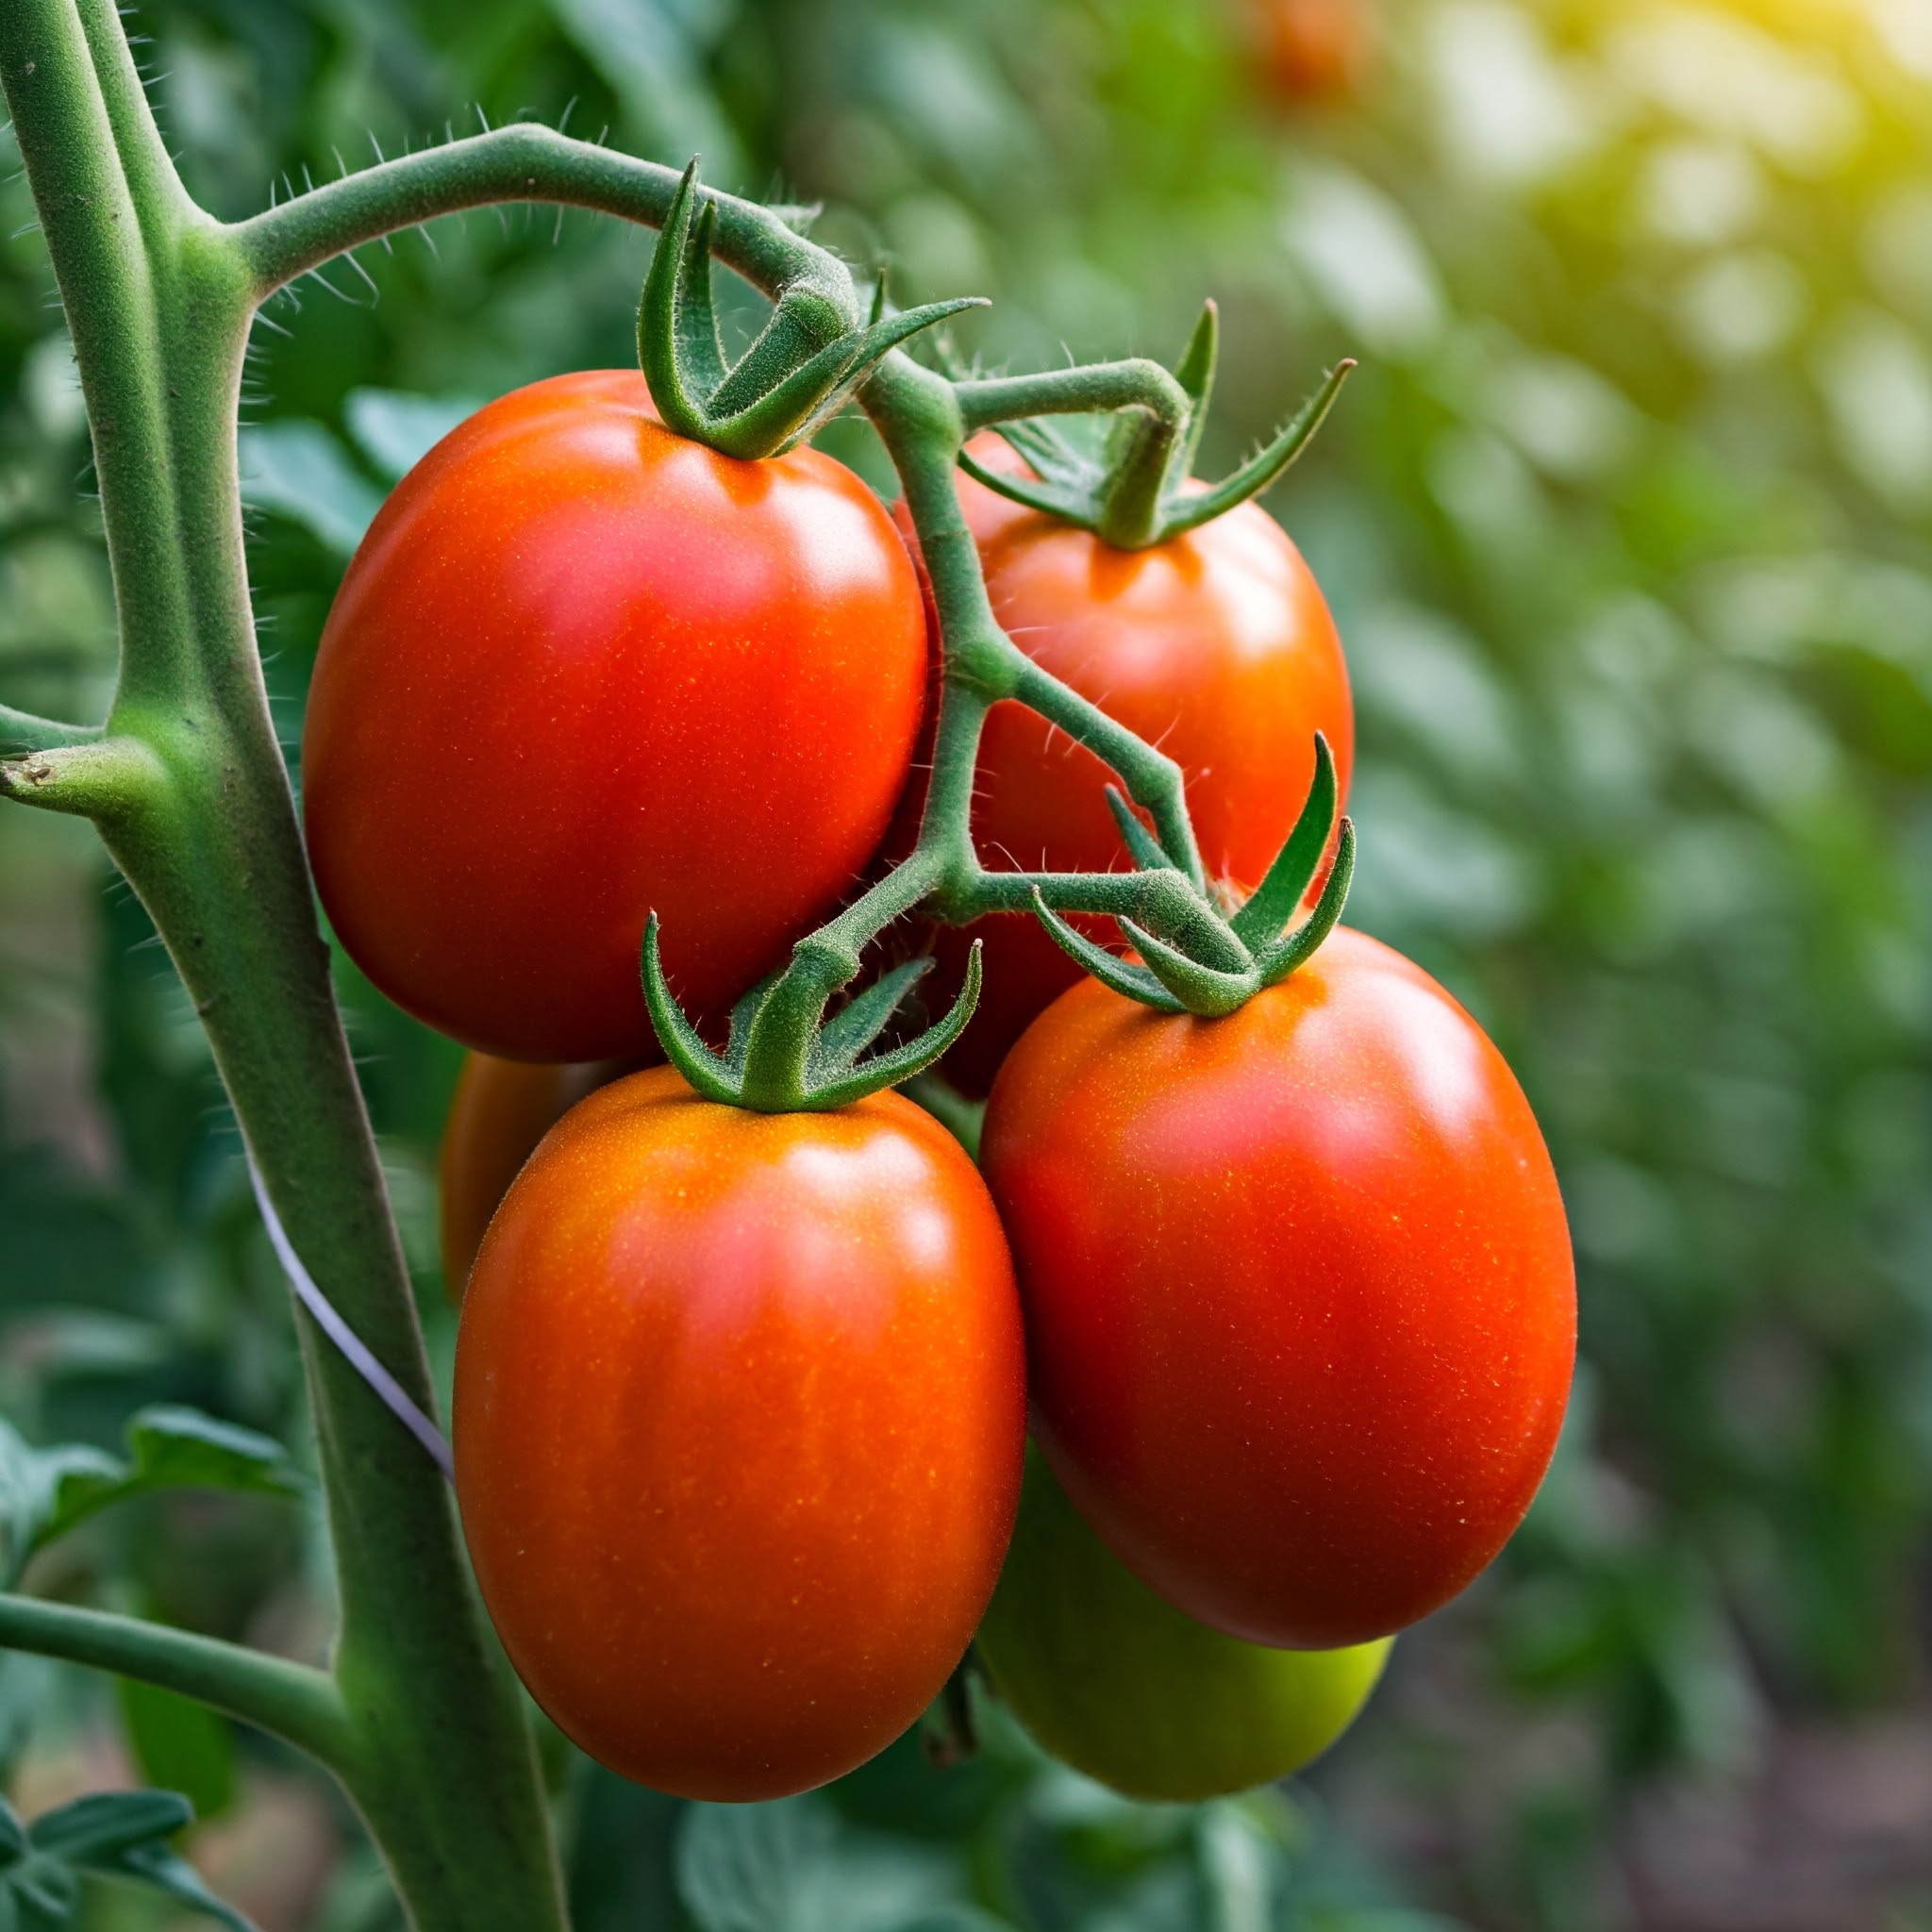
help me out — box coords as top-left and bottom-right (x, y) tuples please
(453, 1068), (1027, 1802)
(893, 438), (1353, 1093)
(1257, 0), (1375, 103)
(438, 1052), (640, 1300)
(979, 927), (1574, 1650)
(304, 371), (926, 1063)
(978, 1450), (1389, 1801)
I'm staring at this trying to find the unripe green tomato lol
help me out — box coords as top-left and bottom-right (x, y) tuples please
(976, 1452), (1389, 1802)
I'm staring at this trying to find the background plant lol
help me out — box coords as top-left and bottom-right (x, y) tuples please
(0, 0), (1926, 1928)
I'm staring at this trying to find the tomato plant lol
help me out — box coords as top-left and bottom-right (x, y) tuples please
(0, 8), (1570, 1917)
(303, 370), (928, 1063)
(977, 1450), (1390, 1801)
(981, 925), (1575, 1649)
(453, 1067), (1025, 1801)
(895, 433), (1354, 1092)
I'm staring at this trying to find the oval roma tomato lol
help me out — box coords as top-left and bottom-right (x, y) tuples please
(980, 926), (1574, 1650)
(453, 1067), (1026, 1802)
(893, 436), (1353, 1093)
(304, 371), (927, 1063)
(438, 1051), (640, 1300)
(977, 1450), (1389, 1801)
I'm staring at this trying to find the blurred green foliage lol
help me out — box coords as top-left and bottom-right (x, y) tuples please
(0, 0), (1927, 1925)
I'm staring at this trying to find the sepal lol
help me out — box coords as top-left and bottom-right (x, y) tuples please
(640, 160), (984, 460)
(1025, 735), (1356, 1016)
(963, 300), (1355, 549)
(641, 916), (983, 1111)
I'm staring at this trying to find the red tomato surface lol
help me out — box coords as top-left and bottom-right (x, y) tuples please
(453, 1068), (1027, 1801)
(304, 371), (927, 1062)
(1257, 0), (1375, 103)
(438, 1051), (643, 1300)
(980, 926), (1574, 1649)
(892, 436), (1353, 1093)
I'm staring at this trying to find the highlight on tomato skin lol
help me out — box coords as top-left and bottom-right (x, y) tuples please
(891, 432), (1354, 1094)
(976, 1448), (1391, 1803)
(303, 370), (928, 1066)
(452, 1065), (1028, 1804)
(980, 924), (1576, 1652)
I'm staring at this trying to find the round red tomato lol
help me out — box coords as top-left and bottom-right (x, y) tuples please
(980, 926), (1574, 1650)
(893, 436), (1353, 1093)
(1257, 0), (1375, 104)
(977, 1450), (1389, 1801)
(304, 371), (926, 1063)
(438, 1051), (641, 1300)
(453, 1067), (1026, 1802)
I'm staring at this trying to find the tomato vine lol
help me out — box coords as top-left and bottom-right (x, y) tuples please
(0, 0), (1360, 1923)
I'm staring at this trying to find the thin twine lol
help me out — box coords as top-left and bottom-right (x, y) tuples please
(245, 1154), (456, 1483)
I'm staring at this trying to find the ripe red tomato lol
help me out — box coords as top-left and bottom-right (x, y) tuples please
(453, 1067), (1026, 1801)
(304, 371), (926, 1063)
(1257, 0), (1375, 103)
(977, 1450), (1389, 1801)
(980, 926), (1574, 1650)
(438, 1051), (639, 1301)
(893, 436), (1353, 1093)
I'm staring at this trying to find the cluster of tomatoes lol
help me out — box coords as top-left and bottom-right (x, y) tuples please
(301, 366), (1574, 1806)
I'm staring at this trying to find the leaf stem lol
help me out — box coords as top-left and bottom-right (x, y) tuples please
(0, 706), (105, 754)
(0, 1593), (353, 1773)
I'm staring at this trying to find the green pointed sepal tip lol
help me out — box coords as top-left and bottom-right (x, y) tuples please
(1154, 358), (1357, 541)
(1102, 785), (1174, 874)
(640, 158), (987, 461)
(1228, 730), (1338, 950)
(1024, 733), (1355, 1019)
(1171, 298), (1220, 480)
(959, 294), (1355, 550)
(641, 914), (984, 1113)
(1027, 891), (1187, 1015)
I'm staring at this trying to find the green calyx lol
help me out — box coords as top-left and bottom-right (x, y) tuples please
(642, 917), (984, 1112)
(639, 160), (986, 460)
(959, 302), (1355, 550)
(1030, 734), (1355, 1017)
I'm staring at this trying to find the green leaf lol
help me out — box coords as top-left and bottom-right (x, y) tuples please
(0, 1793), (25, 1859)
(117, 1677), (237, 1824)
(44, 1406), (306, 1552)
(341, 390), (483, 482)
(0, 1407), (305, 1588)
(237, 421), (382, 556)
(22, 1789), (258, 1929)
(0, 1420), (120, 1589)
(675, 1798), (835, 1932)
(27, 1790), (191, 1865)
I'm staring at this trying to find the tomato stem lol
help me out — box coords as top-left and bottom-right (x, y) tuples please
(637, 158), (984, 459)
(0, 5), (1363, 1910)
(0, 5), (568, 1926)
(0, 1593), (354, 1775)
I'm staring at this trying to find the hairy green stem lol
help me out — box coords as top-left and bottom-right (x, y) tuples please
(0, 1594), (352, 1773)
(954, 359), (1188, 433)
(866, 357), (1207, 891)
(0, 7), (565, 1928)
(0, 4), (1263, 1916)
(232, 125), (847, 319)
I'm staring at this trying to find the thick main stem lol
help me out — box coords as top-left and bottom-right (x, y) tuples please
(0, 7), (564, 1928)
